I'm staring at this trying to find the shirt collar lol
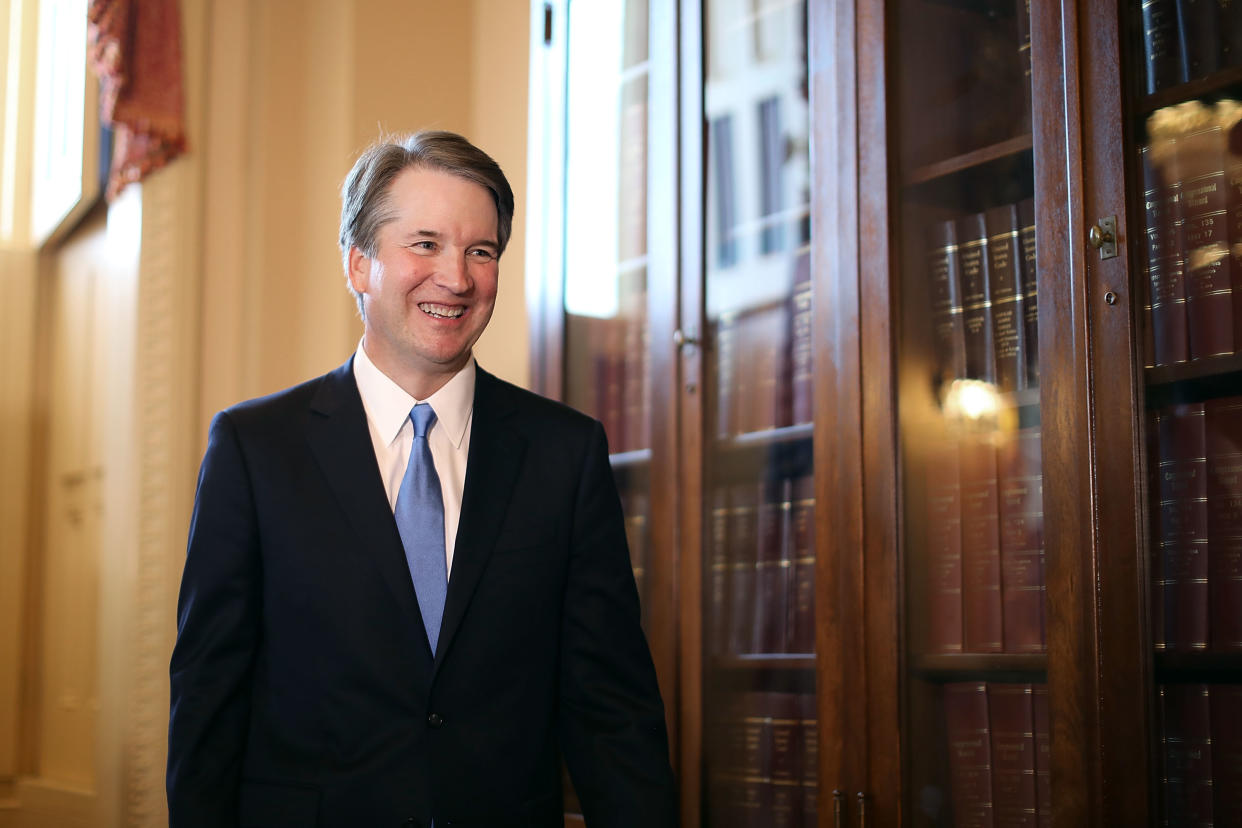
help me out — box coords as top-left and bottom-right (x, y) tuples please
(352, 341), (475, 450)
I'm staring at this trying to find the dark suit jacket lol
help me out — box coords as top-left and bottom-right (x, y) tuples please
(167, 360), (676, 828)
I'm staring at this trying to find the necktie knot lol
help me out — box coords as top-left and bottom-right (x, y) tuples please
(410, 403), (436, 439)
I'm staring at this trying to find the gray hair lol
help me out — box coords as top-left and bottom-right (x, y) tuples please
(339, 130), (515, 317)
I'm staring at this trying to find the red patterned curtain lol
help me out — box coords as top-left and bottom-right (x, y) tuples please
(87, 0), (186, 199)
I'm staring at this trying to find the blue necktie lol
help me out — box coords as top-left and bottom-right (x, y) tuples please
(394, 403), (447, 654)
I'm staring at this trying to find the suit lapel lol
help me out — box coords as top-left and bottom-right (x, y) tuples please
(433, 368), (526, 671)
(305, 359), (426, 652)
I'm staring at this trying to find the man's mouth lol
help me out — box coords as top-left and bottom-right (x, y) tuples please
(418, 302), (465, 319)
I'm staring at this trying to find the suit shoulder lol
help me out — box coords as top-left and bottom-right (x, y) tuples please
(215, 361), (351, 434)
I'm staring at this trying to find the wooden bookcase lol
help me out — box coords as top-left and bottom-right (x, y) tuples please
(527, 0), (1242, 824)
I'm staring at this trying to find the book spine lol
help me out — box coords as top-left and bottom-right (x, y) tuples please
(708, 485), (730, 658)
(790, 251), (814, 425)
(1032, 685), (1051, 828)
(1180, 120), (1234, 360)
(1160, 683), (1215, 826)
(768, 692), (803, 828)
(929, 219), (968, 385)
(1142, 0), (1182, 94)
(800, 692), (819, 828)
(945, 682), (995, 827)
(1174, 0), (1222, 81)
(788, 473), (816, 654)
(750, 306), (786, 433)
(1155, 403), (1210, 651)
(926, 438), (965, 653)
(1206, 396), (1242, 650)
(958, 212), (998, 384)
(1149, 126), (1191, 365)
(985, 204), (1029, 393)
(988, 683), (1038, 828)
(1141, 144), (1165, 368)
(1227, 115), (1242, 354)
(1211, 684), (1242, 823)
(727, 481), (760, 655)
(1016, 0), (1032, 129)
(961, 435), (1004, 653)
(999, 427), (1046, 653)
(753, 477), (791, 654)
(1017, 198), (1039, 386)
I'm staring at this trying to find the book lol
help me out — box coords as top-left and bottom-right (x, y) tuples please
(744, 304), (789, 433)
(929, 219), (968, 386)
(998, 427), (1046, 653)
(767, 692), (804, 828)
(707, 485), (730, 657)
(1154, 403), (1210, 651)
(1140, 143), (1167, 368)
(788, 473), (816, 654)
(988, 683), (1038, 828)
(945, 682), (995, 828)
(1211, 684), (1242, 823)
(1016, 0), (1032, 129)
(1032, 685), (1051, 828)
(789, 250), (814, 425)
(1141, 0), (1181, 94)
(1146, 107), (1192, 365)
(1160, 683), (1214, 826)
(1225, 101), (1242, 354)
(727, 481), (761, 654)
(1017, 198), (1040, 386)
(960, 434), (1004, 652)
(1206, 396), (1242, 650)
(1174, 0), (1222, 81)
(1177, 103), (1234, 359)
(753, 476), (793, 654)
(926, 437), (965, 653)
(986, 203), (1030, 393)
(800, 692), (819, 828)
(958, 212), (998, 384)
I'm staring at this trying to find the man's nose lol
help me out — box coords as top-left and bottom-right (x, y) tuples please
(436, 252), (472, 293)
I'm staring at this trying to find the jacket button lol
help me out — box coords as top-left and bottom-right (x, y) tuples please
(427, 712), (444, 728)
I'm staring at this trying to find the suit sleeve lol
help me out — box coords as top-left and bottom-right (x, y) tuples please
(558, 420), (678, 827)
(167, 411), (261, 827)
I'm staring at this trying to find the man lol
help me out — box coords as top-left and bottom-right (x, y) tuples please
(168, 131), (677, 827)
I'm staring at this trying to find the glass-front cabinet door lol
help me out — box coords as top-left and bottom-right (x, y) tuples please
(890, 1), (1049, 824)
(1124, 2), (1242, 823)
(699, 1), (817, 825)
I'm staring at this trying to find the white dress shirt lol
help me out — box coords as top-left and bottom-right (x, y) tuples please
(353, 342), (474, 576)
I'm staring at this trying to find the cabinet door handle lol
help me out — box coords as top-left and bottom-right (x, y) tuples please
(857, 792), (868, 828)
(832, 789), (845, 828)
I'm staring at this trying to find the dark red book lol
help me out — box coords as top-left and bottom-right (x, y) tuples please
(1146, 115), (1191, 365)
(753, 477), (793, 654)
(988, 684), (1038, 828)
(1178, 113), (1234, 360)
(998, 427), (1045, 653)
(727, 481), (760, 655)
(1032, 685), (1050, 828)
(1211, 684), (1242, 824)
(1154, 403), (1210, 651)
(707, 485), (730, 657)
(1206, 395), (1242, 650)
(945, 682), (995, 827)
(926, 438), (964, 653)
(743, 305), (788, 434)
(985, 204), (1029, 393)
(799, 692), (819, 828)
(960, 435), (1004, 652)
(928, 219), (968, 385)
(788, 473), (816, 654)
(957, 212), (997, 384)
(1160, 683), (1214, 826)
(789, 251), (814, 426)
(766, 692), (804, 828)
(1017, 198), (1039, 386)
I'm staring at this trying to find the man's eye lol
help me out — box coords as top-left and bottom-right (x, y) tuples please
(469, 249), (495, 262)
(411, 241), (436, 251)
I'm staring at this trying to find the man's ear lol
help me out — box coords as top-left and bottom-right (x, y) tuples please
(347, 246), (371, 294)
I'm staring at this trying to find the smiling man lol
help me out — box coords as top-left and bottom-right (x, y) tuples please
(167, 132), (677, 828)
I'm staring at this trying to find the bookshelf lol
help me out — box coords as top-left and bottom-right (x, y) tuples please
(529, 0), (1242, 824)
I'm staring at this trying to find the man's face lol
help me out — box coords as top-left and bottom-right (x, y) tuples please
(348, 165), (500, 395)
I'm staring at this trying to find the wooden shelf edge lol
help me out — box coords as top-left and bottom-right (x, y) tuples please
(718, 422), (814, 450)
(1136, 65), (1242, 117)
(709, 654), (817, 670)
(904, 133), (1034, 187)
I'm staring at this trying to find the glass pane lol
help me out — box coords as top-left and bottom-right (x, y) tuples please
(1126, 0), (1242, 819)
(560, 0), (651, 818)
(891, 0), (1047, 823)
(701, 1), (815, 826)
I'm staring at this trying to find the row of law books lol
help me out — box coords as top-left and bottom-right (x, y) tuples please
(923, 427), (1045, 654)
(714, 252), (812, 437)
(1141, 0), (1242, 95)
(1158, 683), (1242, 825)
(942, 682), (1050, 828)
(927, 200), (1040, 393)
(706, 691), (818, 828)
(581, 313), (652, 455)
(1148, 396), (1242, 651)
(706, 475), (816, 657)
(1140, 99), (1242, 367)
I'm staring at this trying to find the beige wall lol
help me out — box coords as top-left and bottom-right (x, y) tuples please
(0, 2), (532, 826)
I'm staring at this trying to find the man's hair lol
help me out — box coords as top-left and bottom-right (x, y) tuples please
(339, 130), (515, 317)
